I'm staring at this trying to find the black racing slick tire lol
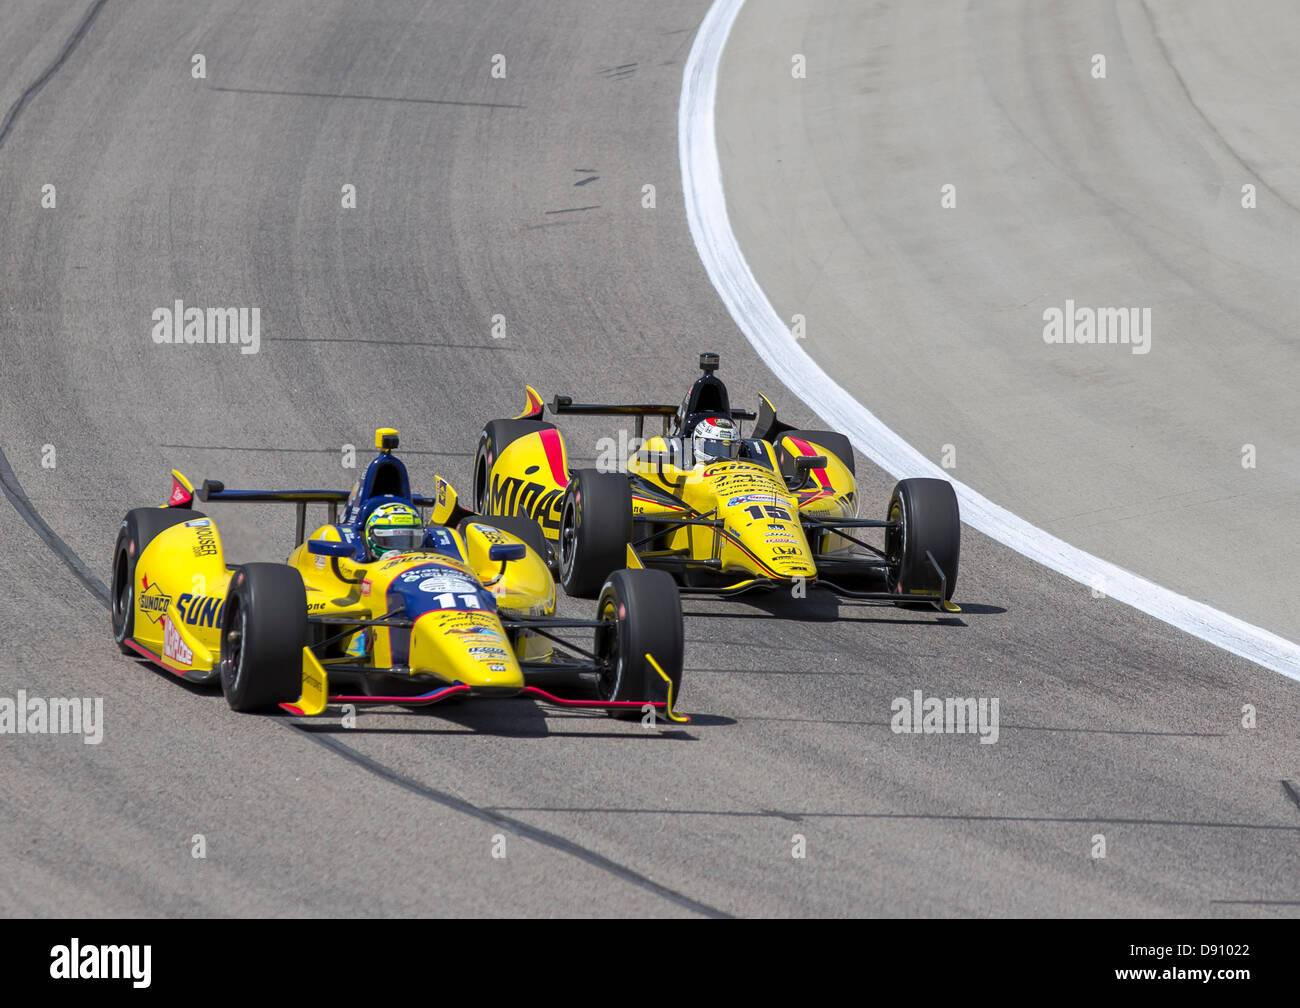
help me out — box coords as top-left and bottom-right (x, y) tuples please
(886, 478), (960, 601)
(558, 469), (633, 598)
(111, 507), (207, 654)
(220, 563), (307, 712)
(594, 569), (684, 718)
(473, 418), (558, 514)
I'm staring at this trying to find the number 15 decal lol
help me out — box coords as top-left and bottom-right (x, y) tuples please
(744, 504), (792, 521)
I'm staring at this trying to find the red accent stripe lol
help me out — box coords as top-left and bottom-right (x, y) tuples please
(124, 637), (193, 678)
(328, 684), (474, 704)
(788, 437), (831, 489)
(632, 494), (685, 511)
(521, 686), (681, 715)
(538, 428), (569, 488)
(717, 526), (785, 579)
(278, 684), (688, 720)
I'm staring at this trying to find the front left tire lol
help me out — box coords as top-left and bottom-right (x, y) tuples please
(220, 563), (306, 712)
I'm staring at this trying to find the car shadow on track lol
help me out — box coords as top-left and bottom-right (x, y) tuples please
(132, 661), (730, 736)
(290, 699), (704, 740)
(681, 587), (1006, 626)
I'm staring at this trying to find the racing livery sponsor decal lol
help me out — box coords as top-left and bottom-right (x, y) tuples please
(418, 574), (477, 594)
(191, 522), (217, 558)
(488, 474), (564, 533)
(137, 577), (171, 624)
(168, 477), (193, 507)
(449, 626), (504, 642)
(176, 593), (224, 628)
(345, 629), (369, 657)
(387, 556), (474, 577)
(425, 527), (460, 559)
(184, 518), (210, 527)
(726, 493), (787, 508)
(162, 616), (193, 667)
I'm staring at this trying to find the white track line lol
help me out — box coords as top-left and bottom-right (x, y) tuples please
(678, 0), (1300, 682)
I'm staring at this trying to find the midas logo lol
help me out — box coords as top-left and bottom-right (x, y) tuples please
(489, 475), (563, 532)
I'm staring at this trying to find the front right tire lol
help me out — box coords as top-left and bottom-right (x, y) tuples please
(886, 478), (960, 601)
(594, 568), (684, 717)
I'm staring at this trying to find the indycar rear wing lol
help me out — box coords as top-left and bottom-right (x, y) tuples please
(550, 395), (756, 438)
(198, 480), (437, 545)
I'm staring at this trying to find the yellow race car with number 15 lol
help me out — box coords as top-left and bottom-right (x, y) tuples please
(472, 354), (961, 610)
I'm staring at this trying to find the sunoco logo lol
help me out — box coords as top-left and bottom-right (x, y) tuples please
(138, 579), (171, 623)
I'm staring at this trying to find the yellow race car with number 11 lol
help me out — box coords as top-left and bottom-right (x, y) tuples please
(110, 429), (687, 723)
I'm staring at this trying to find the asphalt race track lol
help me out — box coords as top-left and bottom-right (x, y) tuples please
(0, 0), (1296, 917)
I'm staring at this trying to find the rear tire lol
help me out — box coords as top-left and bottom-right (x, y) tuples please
(885, 478), (960, 601)
(558, 469), (633, 598)
(594, 569), (684, 718)
(220, 563), (307, 712)
(474, 418), (557, 514)
(111, 508), (207, 654)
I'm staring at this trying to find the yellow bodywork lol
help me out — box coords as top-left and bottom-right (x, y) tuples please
(132, 483), (557, 704)
(131, 515), (232, 677)
(481, 418), (860, 584)
(287, 516), (556, 693)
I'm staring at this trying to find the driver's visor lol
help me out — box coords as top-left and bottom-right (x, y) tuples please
(694, 438), (740, 461)
(369, 526), (425, 552)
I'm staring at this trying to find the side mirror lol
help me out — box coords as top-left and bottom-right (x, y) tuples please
(489, 543), (527, 563)
(307, 538), (354, 557)
(785, 454), (828, 490)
